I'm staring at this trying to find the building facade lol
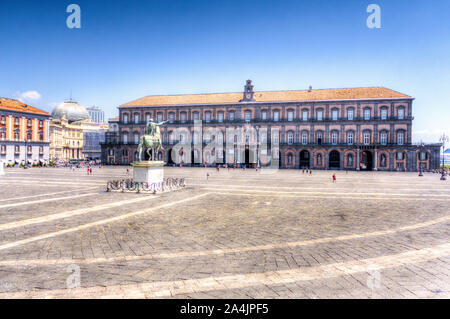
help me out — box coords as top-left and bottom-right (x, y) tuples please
(87, 106), (105, 123)
(50, 100), (108, 161)
(101, 81), (441, 171)
(0, 98), (50, 165)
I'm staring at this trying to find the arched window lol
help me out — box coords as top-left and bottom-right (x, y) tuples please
(205, 111), (211, 122)
(331, 131), (338, 145)
(146, 113), (151, 123)
(168, 112), (175, 122)
(316, 109), (323, 121)
(398, 107), (405, 120)
(244, 110), (251, 122)
(397, 131), (404, 145)
(347, 108), (354, 120)
(217, 111), (224, 122)
(273, 110), (280, 121)
(123, 114), (128, 124)
(380, 107), (388, 120)
(316, 131), (323, 145)
(193, 112), (199, 121)
(347, 154), (354, 167)
(180, 112), (187, 122)
(123, 134), (128, 144)
(332, 109), (339, 121)
(301, 131), (308, 145)
(364, 108), (371, 120)
(347, 131), (354, 145)
(134, 133), (139, 144)
(363, 131), (371, 145)
(287, 110), (294, 121)
(287, 132), (294, 144)
(134, 114), (140, 124)
(380, 131), (388, 145)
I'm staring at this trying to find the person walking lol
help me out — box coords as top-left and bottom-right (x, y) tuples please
(332, 173), (336, 183)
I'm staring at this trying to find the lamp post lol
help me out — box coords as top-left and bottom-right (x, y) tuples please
(418, 142), (424, 176)
(23, 138), (28, 168)
(439, 133), (448, 180)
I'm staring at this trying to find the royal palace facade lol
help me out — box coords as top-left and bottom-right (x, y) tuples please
(0, 97), (50, 165)
(101, 81), (441, 171)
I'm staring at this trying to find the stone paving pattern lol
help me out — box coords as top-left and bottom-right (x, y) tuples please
(0, 166), (449, 298)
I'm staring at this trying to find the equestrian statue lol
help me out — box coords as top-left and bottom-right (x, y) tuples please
(137, 119), (168, 162)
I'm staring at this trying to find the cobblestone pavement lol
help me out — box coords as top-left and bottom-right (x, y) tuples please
(0, 166), (449, 298)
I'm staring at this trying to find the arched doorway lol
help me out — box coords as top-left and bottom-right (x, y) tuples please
(167, 149), (174, 165)
(300, 150), (310, 168)
(360, 151), (373, 171)
(329, 150), (340, 169)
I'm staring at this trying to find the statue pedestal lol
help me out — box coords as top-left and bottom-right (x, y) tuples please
(132, 161), (164, 184)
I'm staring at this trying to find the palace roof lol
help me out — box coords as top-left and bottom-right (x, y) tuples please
(0, 97), (50, 116)
(120, 87), (412, 108)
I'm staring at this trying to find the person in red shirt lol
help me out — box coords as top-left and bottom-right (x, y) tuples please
(332, 173), (336, 183)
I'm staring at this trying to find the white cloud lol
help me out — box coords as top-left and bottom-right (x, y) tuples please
(14, 90), (42, 103)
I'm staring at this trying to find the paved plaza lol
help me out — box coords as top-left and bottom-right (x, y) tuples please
(0, 166), (449, 298)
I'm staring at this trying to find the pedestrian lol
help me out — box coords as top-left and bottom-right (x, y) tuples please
(332, 173), (336, 183)
(310, 169), (312, 175)
(217, 165), (220, 172)
(302, 168), (305, 174)
(90, 166), (93, 175)
(87, 166), (90, 175)
(206, 172), (210, 180)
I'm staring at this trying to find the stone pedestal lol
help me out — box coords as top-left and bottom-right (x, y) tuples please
(132, 161), (164, 184)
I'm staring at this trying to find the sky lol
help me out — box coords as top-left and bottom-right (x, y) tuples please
(0, 0), (449, 144)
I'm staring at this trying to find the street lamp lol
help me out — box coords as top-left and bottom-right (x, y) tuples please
(418, 142), (424, 176)
(439, 133), (448, 180)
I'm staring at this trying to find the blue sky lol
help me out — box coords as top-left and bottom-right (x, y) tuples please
(0, 0), (449, 143)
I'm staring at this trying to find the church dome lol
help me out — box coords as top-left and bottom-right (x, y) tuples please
(51, 100), (90, 122)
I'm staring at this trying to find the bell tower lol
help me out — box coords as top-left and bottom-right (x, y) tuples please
(241, 80), (255, 102)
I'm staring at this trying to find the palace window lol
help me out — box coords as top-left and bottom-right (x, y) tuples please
(157, 113), (163, 122)
(39, 146), (43, 155)
(134, 133), (139, 144)
(205, 111), (211, 123)
(380, 131), (388, 145)
(123, 114), (128, 124)
(39, 120), (43, 128)
(396, 152), (404, 160)
(109, 149), (114, 156)
(168, 132), (175, 144)
(0, 131), (5, 140)
(397, 131), (404, 145)
(39, 131), (43, 141)
(332, 109), (339, 121)
(302, 110), (308, 121)
(287, 132), (294, 144)
(287, 110), (294, 121)
(1, 116), (5, 124)
(317, 132), (323, 145)
(14, 145), (20, 154)
(179, 112), (186, 123)
(217, 112), (224, 123)
(364, 108), (371, 120)
(134, 114), (139, 124)
(273, 110), (280, 121)
(193, 112), (199, 121)
(27, 119), (32, 127)
(169, 113), (175, 123)
(0, 145), (5, 154)
(244, 111), (251, 122)
(27, 146), (32, 154)
(302, 132), (308, 145)
(347, 109), (354, 121)
(398, 107), (405, 120)
(317, 110), (323, 121)
(261, 111), (267, 120)
(123, 134), (128, 144)
(363, 132), (371, 145)
(272, 132), (280, 144)
(347, 132), (354, 145)
(146, 114), (151, 123)
(381, 108), (388, 120)
(229, 111), (235, 121)
(14, 117), (19, 125)
(331, 131), (338, 145)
